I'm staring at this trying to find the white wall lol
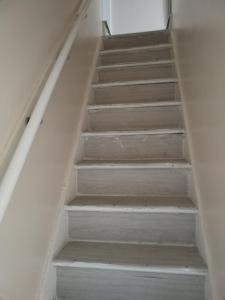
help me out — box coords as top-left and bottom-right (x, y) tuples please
(0, 1), (102, 299)
(0, 0), (81, 179)
(110, 0), (168, 35)
(172, 1), (225, 299)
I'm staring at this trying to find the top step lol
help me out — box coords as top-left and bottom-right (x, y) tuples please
(103, 30), (170, 50)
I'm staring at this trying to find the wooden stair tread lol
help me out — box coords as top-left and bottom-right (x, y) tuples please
(103, 29), (170, 40)
(82, 128), (185, 137)
(54, 241), (207, 275)
(66, 196), (197, 213)
(100, 43), (172, 55)
(96, 59), (175, 70)
(76, 159), (191, 169)
(88, 100), (181, 110)
(103, 30), (170, 50)
(93, 78), (178, 88)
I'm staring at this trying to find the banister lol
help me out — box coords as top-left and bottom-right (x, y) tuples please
(0, 0), (91, 224)
(103, 20), (112, 36)
(166, 0), (172, 29)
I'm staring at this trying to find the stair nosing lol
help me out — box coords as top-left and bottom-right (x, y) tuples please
(88, 100), (181, 111)
(65, 196), (197, 214)
(65, 206), (197, 214)
(67, 239), (196, 248)
(103, 29), (170, 40)
(53, 241), (207, 276)
(92, 78), (178, 88)
(100, 43), (172, 55)
(82, 128), (185, 137)
(96, 59), (175, 71)
(53, 260), (206, 276)
(75, 160), (191, 170)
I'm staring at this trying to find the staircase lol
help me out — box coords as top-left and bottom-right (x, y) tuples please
(53, 30), (207, 300)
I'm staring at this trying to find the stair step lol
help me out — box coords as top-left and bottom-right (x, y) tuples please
(76, 159), (191, 170)
(101, 43), (171, 55)
(54, 241), (206, 275)
(87, 104), (182, 132)
(77, 166), (190, 196)
(103, 30), (170, 50)
(88, 100), (181, 110)
(94, 81), (179, 105)
(66, 196), (197, 244)
(57, 270), (206, 300)
(55, 241), (206, 300)
(99, 44), (172, 65)
(96, 61), (175, 84)
(96, 59), (175, 70)
(82, 128), (185, 136)
(66, 196), (196, 213)
(56, 269), (205, 300)
(55, 242), (206, 300)
(82, 131), (184, 161)
(93, 78), (177, 88)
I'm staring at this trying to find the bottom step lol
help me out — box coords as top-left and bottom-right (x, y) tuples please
(54, 241), (206, 300)
(56, 267), (205, 300)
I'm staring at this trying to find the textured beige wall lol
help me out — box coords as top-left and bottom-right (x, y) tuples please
(0, 0), (102, 299)
(172, 1), (225, 299)
(0, 0), (82, 175)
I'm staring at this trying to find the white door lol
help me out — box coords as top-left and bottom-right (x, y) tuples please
(102, 0), (112, 31)
(109, 0), (168, 35)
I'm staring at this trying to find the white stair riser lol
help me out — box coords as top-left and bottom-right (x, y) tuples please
(103, 31), (170, 50)
(57, 267), (205, 300)
(77, 168), (191, 196)
(94, 82), (179, 104)
(96, 64), (176, 83)
(100, 47), (171, 65)
(82, 134), (184, 160)
(68, 211), (196, 244)
(88, 106), (182, 131)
